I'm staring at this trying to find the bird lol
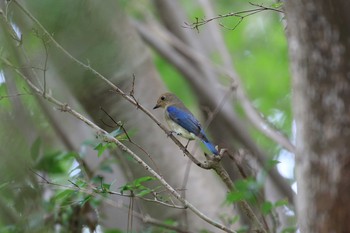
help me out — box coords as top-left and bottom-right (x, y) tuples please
(153, 92), (219, 155)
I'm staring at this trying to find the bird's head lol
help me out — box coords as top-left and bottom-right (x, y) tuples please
(153, 92), (179, 109)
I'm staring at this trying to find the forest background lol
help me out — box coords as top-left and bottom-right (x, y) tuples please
(1, 0), (349, 233)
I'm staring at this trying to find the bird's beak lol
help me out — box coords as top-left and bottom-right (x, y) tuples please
(153, 104), (160, 109)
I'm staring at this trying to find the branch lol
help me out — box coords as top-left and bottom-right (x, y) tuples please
(2, 55), (236, 233)
(0, 92), (32, 100)
(7, 2), (272, 231)
(0, 9), (93, 179)
(206, 152), (268, 232)
(11, 0), (211, 170)
(31, 170), (186, 210)
(196, 0), (294, 155)
(32, 171), (192, 232)
(133, 19), (295, 204)
(184, 2), (283, 31)
(99, 106), (162, 176)
(134, 18), (295, 154)
(142, 215), (195, 233)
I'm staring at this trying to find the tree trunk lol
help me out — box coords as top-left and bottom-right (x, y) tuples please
(285, 0), (350, 232)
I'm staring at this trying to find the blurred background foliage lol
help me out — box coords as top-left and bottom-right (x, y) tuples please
(153, 0), (292, 161)
(0, 0), (294, 232)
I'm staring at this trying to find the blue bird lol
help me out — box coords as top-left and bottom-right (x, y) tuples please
(153, 93), (219, 155)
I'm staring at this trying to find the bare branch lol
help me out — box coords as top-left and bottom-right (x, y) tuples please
(133, 19), (295, 203)
(184, 2), (283, 31)
(134, 18), (295, 154)
(143, 214), (195, 233)
(2, 54), (236, 233)
(32, 171), (187, 211)
(99, 106), (162, 175)
(195, 0), (294, 153)
(6, 2), (283, 231)
(0, 92), (32, 100)
(11, 0), (211, 169)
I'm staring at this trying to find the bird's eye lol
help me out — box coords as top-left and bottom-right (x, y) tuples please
(160, 96), (165, 100)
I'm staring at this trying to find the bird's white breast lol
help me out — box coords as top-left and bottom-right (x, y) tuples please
(165, 112), (196, 140)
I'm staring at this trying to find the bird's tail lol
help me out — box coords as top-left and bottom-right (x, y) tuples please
(202, 140), (219, 155)
(199, 131), (219, 155)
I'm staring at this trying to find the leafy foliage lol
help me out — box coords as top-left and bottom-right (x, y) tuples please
(120, 176), (157, 197)
(226, 178), (262, 204)
(260, 199), (288, 216)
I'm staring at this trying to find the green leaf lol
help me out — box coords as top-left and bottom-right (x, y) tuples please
(275, 198), (289, 207)
(54, 189), (75, 201)
(137, 189), (152, 197)
(58, 151), (77, 160)
(162, 219), (177, 226)
(267, 159), (281, 169)
(226, 178), (262, 204)
(133, 176), (155, 186)
(235, 178), (260, 192)
(226, 191), (246, 203)
(119, 176), (155, 194)
(80, 195), (92, 206)
(119, 184), (133, 194)
(261, 201), (273, 215)
(102, 183), (111, 192)
(30, 137), (41, 160)
(94, 143), (108, 157)
(271, 2), (283, 8)
(35, 151), (65, 174)
(74, 179), (88, 188)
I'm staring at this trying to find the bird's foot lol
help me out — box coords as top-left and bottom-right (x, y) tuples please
(167, 131), (174, 137)
(185, 140), (190, 149)
(167, 130), (182, 137)
(167, 131), (181, 137)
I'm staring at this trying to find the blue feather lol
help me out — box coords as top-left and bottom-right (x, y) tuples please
(167, 106), (201, 135)
(199, 130), (219, 155)
(202, 140), (219, 155)
(167, 106), (219, 155)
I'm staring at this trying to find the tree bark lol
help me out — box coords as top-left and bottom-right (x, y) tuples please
(285, 0), (350, 232)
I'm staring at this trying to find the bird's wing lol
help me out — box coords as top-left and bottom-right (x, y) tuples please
(166, 106), (201, 135)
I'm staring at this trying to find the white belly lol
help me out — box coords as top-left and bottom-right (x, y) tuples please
(165, 117), (196, 140)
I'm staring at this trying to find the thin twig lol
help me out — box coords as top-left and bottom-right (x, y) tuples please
(3, 55), (236, 233)
(41, 35), (48, 96)
(135, 18), (295, 154)
(99, 106), (162, 176)
(128, 191), (134, 233)
(134, 17), (294, 202)
(32, 170), (187, 211)
(9, 6), (263, 230)
(1, 8), (93, 179)
(12, 0), (210, 169)
(28, 139), (191, 233)
(129, 74), (138, 107)
(7, 2), (273, 231)
(0, 93), (32, 100)
(184, 2), (283, 31)
(143, 214), (194, 233)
